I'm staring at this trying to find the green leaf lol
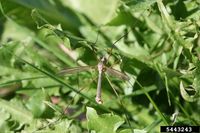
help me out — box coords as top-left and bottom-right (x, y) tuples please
(1, 0), (200, 131)
(31, 9), (49, 29)
(26, 90), (54, 118)
(122, 0), (156, 12)
(0, 99), (33, 124)
(194, 61), (200, 91)
(0, 108), (10, 131)
(53, 119), (73, 133)
(9, 0), (82, 33)
(0, 41), (19, 66)
(134, 129), (147, 133)
(119, 129), (147, 133)
(180, 81), (199, 102)
(86, 107), (124, 133)
(62, 0), (120, 25)
(107, 10), (137, 26)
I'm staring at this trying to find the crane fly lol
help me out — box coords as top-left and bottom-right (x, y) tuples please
(60, 56), (130, 104)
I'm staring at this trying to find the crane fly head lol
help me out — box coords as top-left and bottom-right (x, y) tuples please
(100, 56), (107, 64)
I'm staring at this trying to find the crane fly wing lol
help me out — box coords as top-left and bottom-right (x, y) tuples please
(105, 67), (130, 81)
(59, 66), (96, 75)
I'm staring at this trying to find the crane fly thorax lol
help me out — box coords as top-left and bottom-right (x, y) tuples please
(97, 57), (107, 73)
(97, 61), (106, 73)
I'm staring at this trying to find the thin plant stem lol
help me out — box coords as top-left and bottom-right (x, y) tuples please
(106, 75), (134, 133)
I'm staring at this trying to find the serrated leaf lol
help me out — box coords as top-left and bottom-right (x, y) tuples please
(180, 81), (199, 102)
(0, 108), (10, 121)
(9, 0), (82, 33)
(0, 99), (33, 124)
(0, 41), (19, 67)
(122, 0), (156, 12)
(31, 9), (49, 29)
(0, 108), (11, 131)
(194, 61), (200, 89)
(86, 107), (124, 133)
(53, 119), (73, 133)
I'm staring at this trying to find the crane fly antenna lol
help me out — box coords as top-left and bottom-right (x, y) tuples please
(89, 28), (100, 61)
(93, 29), (100, 45)
(106, 10), (148, 64)
(106, 29), (132, 64)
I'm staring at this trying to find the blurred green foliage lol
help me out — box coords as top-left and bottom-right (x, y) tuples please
(0, 0), (200, 132)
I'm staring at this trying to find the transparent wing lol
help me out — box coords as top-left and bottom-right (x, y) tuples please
(59, 66), (96, 75)
(106, 67), (130, 81)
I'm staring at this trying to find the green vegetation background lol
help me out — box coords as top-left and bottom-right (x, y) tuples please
(0, 0), (199, 132)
